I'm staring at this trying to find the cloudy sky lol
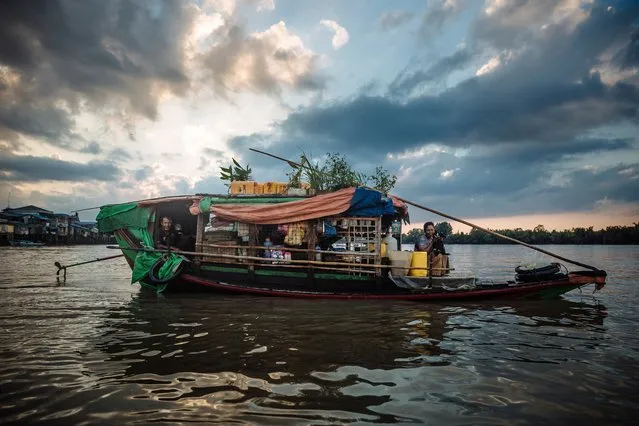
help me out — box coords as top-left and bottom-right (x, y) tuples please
(1, 0), (638, 231)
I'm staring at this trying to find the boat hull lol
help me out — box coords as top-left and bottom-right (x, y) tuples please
(138, 263), (605, 301)
(176, 273), (586, 300)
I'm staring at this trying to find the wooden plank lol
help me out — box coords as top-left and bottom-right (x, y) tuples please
(196, 242), (377, 256)
(195, 213), (206, 263)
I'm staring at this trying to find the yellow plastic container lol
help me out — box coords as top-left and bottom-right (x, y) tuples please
(263, 182), (288, 194)
(380, 242), (387, 258)
(230, 181), (256, 194)
(409, 251), (428, 277)
(277, 182), (288, 194)
(262, 182), (278, 194)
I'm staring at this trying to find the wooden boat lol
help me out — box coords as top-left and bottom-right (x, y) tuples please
(97, 186), (607, 300)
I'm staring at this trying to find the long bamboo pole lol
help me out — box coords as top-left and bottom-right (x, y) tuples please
(105, 246), (451, 271)
(196, 242), (377, 256)
(248, 147), (602, 272)
(54, 254), (125, 278)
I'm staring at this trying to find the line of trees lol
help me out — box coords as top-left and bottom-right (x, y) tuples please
(402, 223), (639, 245)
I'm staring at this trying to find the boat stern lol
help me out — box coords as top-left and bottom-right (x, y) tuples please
(568, 269), (607, 291)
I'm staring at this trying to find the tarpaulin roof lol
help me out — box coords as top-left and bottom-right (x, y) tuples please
(96, 202), (153, 233)
(208, 187), (405, 225)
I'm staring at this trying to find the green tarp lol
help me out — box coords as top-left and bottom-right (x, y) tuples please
(126, 227), (187, 292)
(98, 203), (185, 292)
(96, 202), (153, 233)
(198, 196), (305, 213)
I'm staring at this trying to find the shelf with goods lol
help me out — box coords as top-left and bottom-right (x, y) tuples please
(196, 215), (384, 276)
(324, 216), (382, 276)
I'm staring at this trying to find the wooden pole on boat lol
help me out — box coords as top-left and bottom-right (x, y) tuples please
(248, 148), (603, 272)
(378, 194), (604, 272)
(104, 246), (451, 271)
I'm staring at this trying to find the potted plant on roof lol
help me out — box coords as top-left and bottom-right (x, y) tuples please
(220, 158), (253, 194)
(286, 160), (308, 196)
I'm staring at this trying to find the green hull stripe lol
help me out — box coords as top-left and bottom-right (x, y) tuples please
(257, 270), (306, 278)
(315, 273), (369, 281)
(200, 264), (371, 281)
(201, 265), (249, 274)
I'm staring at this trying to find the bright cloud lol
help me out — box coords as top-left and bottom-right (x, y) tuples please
(320, 20), (350, 50)
(255, 0), (275, 11)
(440, 168), (460, 179)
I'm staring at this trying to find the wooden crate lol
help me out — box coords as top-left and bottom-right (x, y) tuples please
(202, 235), (238, 264)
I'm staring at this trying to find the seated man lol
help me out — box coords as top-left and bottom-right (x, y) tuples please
(155, 216), (177, 249)
(415, 221), (448, 276)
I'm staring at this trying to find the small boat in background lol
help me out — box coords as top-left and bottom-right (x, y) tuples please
(9, 240), (45, 247)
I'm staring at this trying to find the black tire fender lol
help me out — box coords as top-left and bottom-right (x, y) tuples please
(148, 255), (186, 284)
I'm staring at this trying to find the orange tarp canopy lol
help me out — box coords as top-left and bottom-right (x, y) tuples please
(209, 187), (357, 225)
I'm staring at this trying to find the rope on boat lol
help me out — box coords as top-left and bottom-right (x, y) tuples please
(54, 254), (125, 281)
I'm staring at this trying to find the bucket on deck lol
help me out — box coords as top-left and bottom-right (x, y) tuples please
(409, 251), (428, 277)
(388, 250), (412, 276)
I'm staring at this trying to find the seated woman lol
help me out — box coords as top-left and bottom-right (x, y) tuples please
(415, 222), (449, 276)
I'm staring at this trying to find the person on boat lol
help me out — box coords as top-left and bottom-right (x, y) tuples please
(155, 216), (177, 249)
(414, 222), (445, 254)
(415, 222), (449, 276)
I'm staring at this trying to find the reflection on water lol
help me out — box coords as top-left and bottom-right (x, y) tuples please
(0, 245), (638, 424)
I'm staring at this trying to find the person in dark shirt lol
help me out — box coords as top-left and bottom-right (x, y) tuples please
(155, 216), (177, 249)
(414, 221), (446, 255)
(415, 221), (449, 276)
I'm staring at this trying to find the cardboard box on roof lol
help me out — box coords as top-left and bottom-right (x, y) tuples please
(263, 182), (287, 194)
(230, 181), (256, 195)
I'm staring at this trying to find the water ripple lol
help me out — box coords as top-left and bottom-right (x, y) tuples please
(1, 245), (638, 424)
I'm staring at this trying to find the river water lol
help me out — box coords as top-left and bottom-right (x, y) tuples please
(0, 244), (638, 424)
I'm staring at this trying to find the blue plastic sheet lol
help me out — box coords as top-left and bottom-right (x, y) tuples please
(346, 187), (396, 217)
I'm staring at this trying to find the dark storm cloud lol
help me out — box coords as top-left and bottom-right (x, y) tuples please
(108, 148), (133, 163)
(614, 29), (639, 69)
(0, 0), (196, 149)
(419, 1), (463, 40)
(257, 3), (639, 158)
(420, 137), (631, 189)
(388, 47), (476, 98)
(392, 154), (639, 219)
(377, 11), (415, 31)
(0, 153), (120, 182)
(134, 166), (152, 181)
(553, 163), (639, 206)
(0, 102), (76, 148)
(79, 141), (102, 155)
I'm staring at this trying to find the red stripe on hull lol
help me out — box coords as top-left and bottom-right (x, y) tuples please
(179, 273), (583, 301)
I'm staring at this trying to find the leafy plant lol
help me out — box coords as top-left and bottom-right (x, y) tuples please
(220, 158), (252, 187)
(286, 159), (304, 188)
(324, 153), (367, 191)
(368, 166), (397, 194)
(288, 152), (329, 191)
(285, 151), (398, 193)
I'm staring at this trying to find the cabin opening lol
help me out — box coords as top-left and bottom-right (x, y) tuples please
(154, 201), (197, 252)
